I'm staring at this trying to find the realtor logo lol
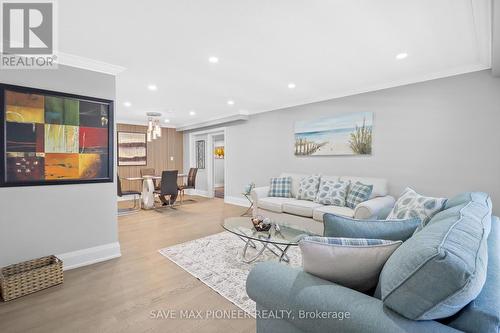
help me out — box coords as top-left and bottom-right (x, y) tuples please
(1, 0), (57, 69)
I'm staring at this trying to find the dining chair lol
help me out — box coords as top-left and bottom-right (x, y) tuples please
(178, 167), (198, 204)
(117, 175), (141, 215)
(154, 170), (179, 208)
(141, 168), (160, 190)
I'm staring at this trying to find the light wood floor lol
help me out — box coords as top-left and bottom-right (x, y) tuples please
(0, 197), (256, 333)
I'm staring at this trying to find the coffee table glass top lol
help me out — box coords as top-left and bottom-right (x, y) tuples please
(222, 217), (318, 246)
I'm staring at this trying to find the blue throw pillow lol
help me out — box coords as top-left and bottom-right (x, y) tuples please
(268, 177), (292, 198)
(323, 213), (420, 241)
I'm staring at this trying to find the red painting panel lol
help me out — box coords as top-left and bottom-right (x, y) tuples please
(79, 127), (108, 154)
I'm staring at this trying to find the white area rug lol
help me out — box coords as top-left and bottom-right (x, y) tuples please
(159, 231), (302, 317)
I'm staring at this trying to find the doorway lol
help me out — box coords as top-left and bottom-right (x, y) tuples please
(212, 134), (225, 198)
(188, 127), (226, 199)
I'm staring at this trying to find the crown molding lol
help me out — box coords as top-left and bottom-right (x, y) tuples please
(176, 114), (249, 132)
(55, 52), (126, 76)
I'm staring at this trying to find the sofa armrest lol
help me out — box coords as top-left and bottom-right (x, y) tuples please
(247, 262), (459, 333)
(251, 186), (270, 203)
(354, 195), (396, 219)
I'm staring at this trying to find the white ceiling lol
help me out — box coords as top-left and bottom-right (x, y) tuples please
(57, 0), (491, 128)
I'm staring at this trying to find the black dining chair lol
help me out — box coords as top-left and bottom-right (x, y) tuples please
(117, 175), (141, 215)
(154, 170), (179, 208)
(178, 167), (198, 204)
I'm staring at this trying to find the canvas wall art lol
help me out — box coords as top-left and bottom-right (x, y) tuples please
(117, 132), (147, 166)
(294, 112), (373, 156)
(1, 84), (114, 186)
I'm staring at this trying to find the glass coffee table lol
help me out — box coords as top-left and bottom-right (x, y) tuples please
(222, 217), (318, 263)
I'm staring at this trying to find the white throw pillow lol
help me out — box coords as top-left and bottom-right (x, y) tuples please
(387, 187), (447, 225)
(299, 236), (402, 291)
(314, 179), (350, 206)
(296, 175), (321, 201)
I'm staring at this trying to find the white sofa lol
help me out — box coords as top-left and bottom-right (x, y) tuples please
(251, 173), (396, 234)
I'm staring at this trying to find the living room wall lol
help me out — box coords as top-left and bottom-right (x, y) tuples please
(0, 65), (120, 268)
(202, 70), (500, 214)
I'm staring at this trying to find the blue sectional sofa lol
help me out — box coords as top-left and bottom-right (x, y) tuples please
(247, 193), (499, 332)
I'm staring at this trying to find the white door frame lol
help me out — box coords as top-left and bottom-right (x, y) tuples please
(188, 127), (226, 198)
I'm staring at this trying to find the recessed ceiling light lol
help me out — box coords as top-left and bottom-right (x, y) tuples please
(164, 119), (170, 123)
(123, 101), (131, 107)
(147, 84), (158, 91)
(396, 52), (408, 60)
(227, 100), (234, 106)
(208, 56), (219, 63)
(189, 111), (196, 116)
(288, 82), (296, 89)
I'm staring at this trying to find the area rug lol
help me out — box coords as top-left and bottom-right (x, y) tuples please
(159, 231), (302, 317)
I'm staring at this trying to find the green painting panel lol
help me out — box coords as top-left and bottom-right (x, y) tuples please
(63, 99), (79, 125)
(45, 96), (79, 126)
(45, 96), (63, 124)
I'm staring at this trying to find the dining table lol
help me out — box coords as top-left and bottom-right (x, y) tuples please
(124, 174), (187, 209)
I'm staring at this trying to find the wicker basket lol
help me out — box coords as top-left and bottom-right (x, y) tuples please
(0, 255), (63, 301)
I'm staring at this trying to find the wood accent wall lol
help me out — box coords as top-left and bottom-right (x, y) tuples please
(117, 123), (183, 192)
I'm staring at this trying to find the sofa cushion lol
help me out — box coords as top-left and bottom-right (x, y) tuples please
(300, 236), (402, 291)
(296, 175), (321, 201)
(346, 181), (373, 209)
(380, 192), (492, 320)
(387, 187), (447, 226)
(258, 197), (297, 213)
(282, 200), (323, 217)
(314, 179), (350, 206)
(313, 205), (355, 221)
(443, 216), (500, 333)
(323, 214), (421, 241)
(340, 176), (387, 198)
(268, 177), (292, 198)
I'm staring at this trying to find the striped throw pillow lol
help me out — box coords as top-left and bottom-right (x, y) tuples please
(268, 177), (292, 198)
(346, 181), (373, 208)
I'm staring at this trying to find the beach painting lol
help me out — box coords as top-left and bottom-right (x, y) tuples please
(294, 112), (373, 156)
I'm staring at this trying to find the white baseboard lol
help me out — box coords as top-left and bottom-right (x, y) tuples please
(225, 195), (251, 207)
(117, 194), (140, 202)
(57, 242), (122, 271)
(185, 189), (211, 197)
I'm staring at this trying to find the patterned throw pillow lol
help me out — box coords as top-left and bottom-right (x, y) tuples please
(387, 187), (446, 226)
(314, 179), (350, 206)
(296, 175), (321, 201)
(268, 177), (292, 198)
(300, 236), (402, 291)
(346, 181), (373, 208)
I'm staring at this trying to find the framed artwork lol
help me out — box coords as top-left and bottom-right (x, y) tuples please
(117, 132), (147, 166)
(196, 140), (205, 169)
(294, 112), (373, 156)
(0, 83), (114, 187)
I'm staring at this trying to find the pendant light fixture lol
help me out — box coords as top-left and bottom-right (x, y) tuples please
(146, 112), (162, 142)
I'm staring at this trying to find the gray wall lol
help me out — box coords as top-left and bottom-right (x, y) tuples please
(493, 0), (500, 76)
(207, 70), (500, 214)
(0, 65), (118, 266)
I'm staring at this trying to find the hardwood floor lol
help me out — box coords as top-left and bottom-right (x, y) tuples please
(0, 197), (256, 333)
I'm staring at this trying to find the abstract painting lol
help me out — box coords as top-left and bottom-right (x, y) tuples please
(294, 112), (373, 156)
(1, 84), (113, 186)
(117, 132), (147, 166)
(196, 140), (205, 169)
